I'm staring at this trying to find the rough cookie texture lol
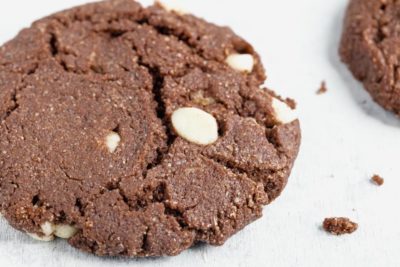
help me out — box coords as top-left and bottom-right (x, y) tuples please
(340, 0), (400, 115)
(0, 0), (301, 257)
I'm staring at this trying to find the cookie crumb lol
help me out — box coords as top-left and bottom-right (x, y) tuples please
(285, 98), (297, 109)
(371, 174), (384, 186)
(316, 81), (327, 95)
(323, 217), (358, 235)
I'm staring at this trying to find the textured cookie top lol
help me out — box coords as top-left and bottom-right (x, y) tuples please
(340, 0), (400, 115)
(0, 0), (301, 257)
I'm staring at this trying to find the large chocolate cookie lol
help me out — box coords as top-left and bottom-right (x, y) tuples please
(340, 0), (400, 115)
(0, 0), (301, 257)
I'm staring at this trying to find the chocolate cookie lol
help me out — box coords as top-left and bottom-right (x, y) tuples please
(340, 0), (400, 115)
(0, 0), (301, 257)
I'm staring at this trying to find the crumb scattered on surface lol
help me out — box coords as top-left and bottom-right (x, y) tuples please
(285, 98), (297, 109)
(323, 217), (358, 235)
(316, 81), (327, 95)
(371, 174), (384, 186)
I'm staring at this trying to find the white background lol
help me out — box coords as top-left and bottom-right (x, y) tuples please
(1, 0), (400, 266)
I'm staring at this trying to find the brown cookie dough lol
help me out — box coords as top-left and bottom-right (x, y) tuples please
(0, 0), (301, 257)
(340, 0), (400, 115)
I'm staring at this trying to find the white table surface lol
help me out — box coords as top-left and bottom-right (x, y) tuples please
(1, 0), (400, 266)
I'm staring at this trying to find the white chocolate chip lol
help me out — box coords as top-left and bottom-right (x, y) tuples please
(54, 224), (78, 239)
(40, 221), (55, 236)
(271, 97), (297, 124)
(28, 222), (78, 241)
(157, 0), (186, 15)
(29, 222), (55, 241)
(105, 131), (121, 153)
(171, 107), (218, 145)
(225, 54), (254, 73)
(27, 233), (55, 242)
(191, 91), (215, 106)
